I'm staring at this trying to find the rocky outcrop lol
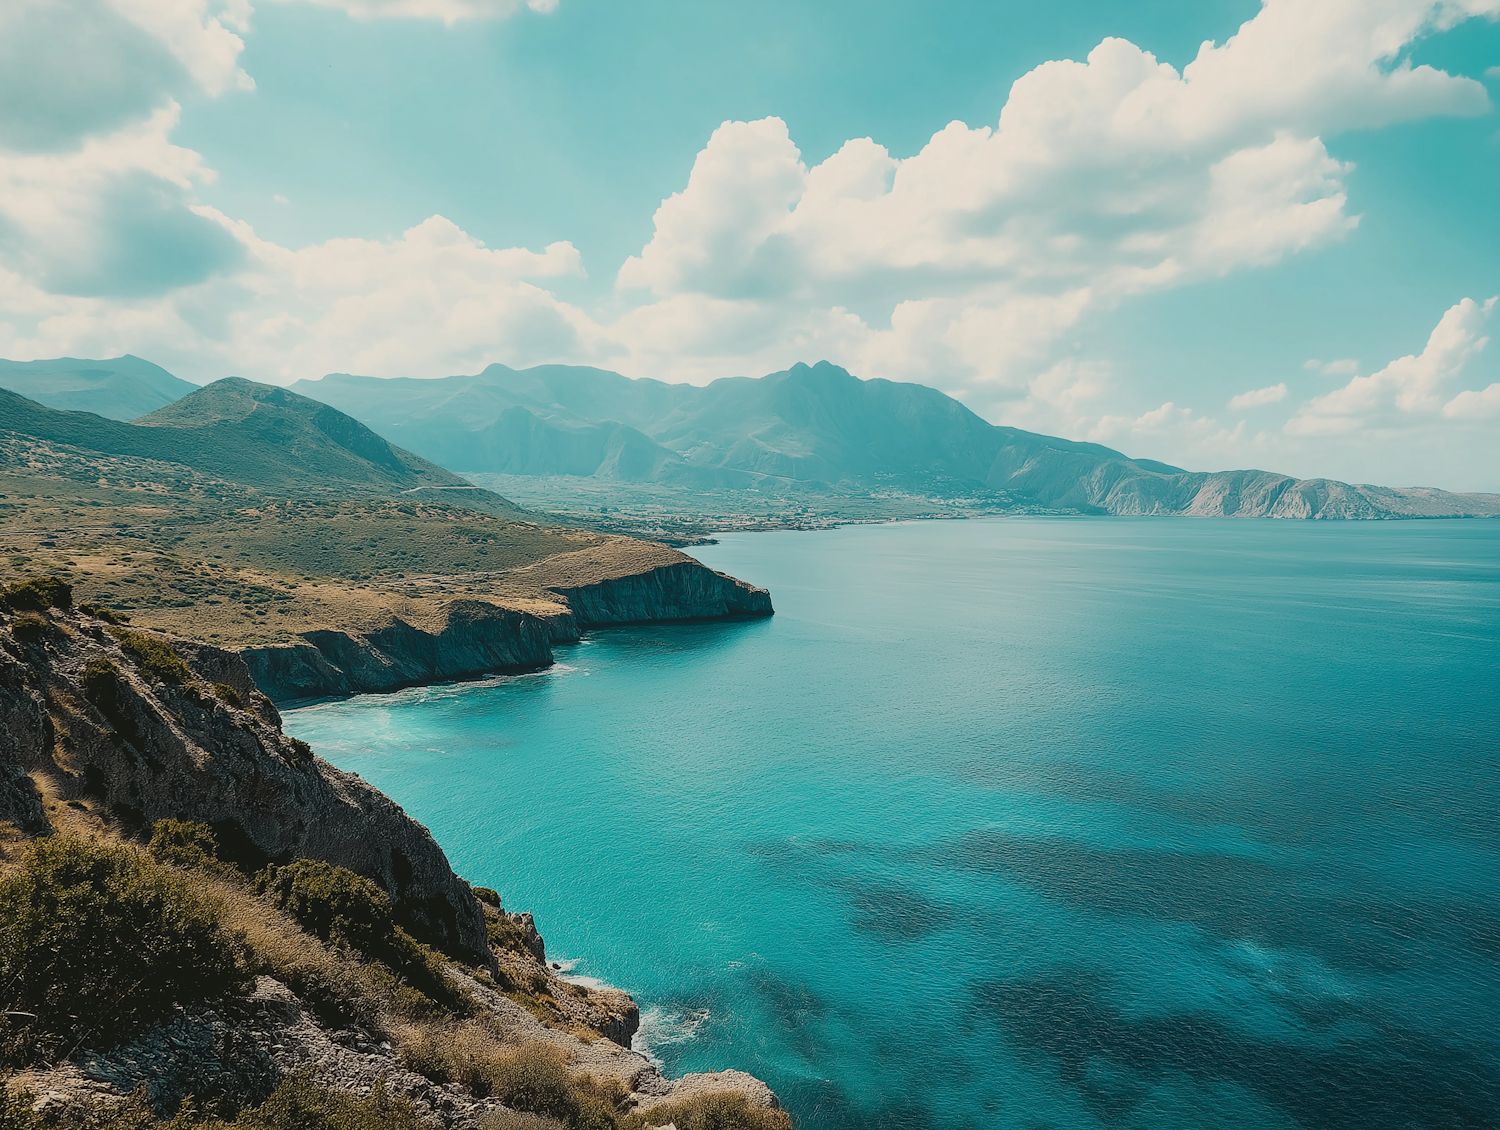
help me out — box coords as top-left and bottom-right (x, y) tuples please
(0, 603), (490, 965)
(238, 545), (772, 703)
(549, 560), (773, 626)
(505, 540), (774, 628)
(240, 600), (557, 702)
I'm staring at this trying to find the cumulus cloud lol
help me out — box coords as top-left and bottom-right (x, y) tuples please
(1230, 383), (1289, 410)
(1303, 357), (1360, 375)
(1286, 296), (1497, 435)
(267, 0), (558, 24)
(615, 0), (1496, 401)
(0, 215), (610, 384)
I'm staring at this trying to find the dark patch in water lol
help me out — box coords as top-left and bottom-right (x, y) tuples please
(973, 971), (1500, 1130)
(925, 829), (1496, 973)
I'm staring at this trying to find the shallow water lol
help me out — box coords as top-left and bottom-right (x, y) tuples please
(284, 518), (1500, 1130)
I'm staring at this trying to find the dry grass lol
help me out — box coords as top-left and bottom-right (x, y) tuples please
(619, 1094), (792, 1130)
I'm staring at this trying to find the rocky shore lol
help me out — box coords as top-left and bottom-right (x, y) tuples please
(239, 541), (773, 702)
(1, 586), (783, 1124)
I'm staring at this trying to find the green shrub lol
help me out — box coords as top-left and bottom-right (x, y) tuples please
(473, 886), (502, 908)
(10, 613), (47, 643)
(79, 601), (130, 624)
(480, 1114), (565, 1130)
(148, 819), (221, 871)
(256, 860), (467, 1016)
(0, 1087), (39, 1130)
(0, 837), (251, 1065)
(238, 1074), (424, 1130)
(212, 682), (244, 708)
(2, 576), (71, 612)
(618, 1094), (791, 1130)
(286, 737), (314, 765)
(114, 630), (194, 685)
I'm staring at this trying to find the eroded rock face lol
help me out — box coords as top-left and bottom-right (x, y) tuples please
(549, 560), (773, 626)
(240, 600), (557, 703)
(0, 607), (490, 965)
(236, 548), (772, 703)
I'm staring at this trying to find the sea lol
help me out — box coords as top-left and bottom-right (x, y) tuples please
(282, 517), (1500, 1130)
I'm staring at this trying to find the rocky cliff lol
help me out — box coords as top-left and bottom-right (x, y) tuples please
(0, 593), (490, 964)
(239, 542), (773, 702)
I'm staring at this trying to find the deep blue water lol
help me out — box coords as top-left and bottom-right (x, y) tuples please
(284, 518), (1500, 1130)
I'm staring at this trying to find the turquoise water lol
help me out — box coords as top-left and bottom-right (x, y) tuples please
(284, 518), (1500, 1130)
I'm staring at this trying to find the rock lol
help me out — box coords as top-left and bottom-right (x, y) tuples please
(0, 608), (489, 964)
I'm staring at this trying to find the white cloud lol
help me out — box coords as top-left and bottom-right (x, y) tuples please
(103, 0), (253, 96)
(1230, 383), (1289, 410)
(1303, 357), (1360, 375)
(1286, 296), (1497, 435)
(267, 0), (558, 24)
(1443, 382), (1500, 417)
(614, 0), (1497, 401)
(0, 215), (610, 384)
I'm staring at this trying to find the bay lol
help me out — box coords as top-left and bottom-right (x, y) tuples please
(283, 517), (1500, 1130)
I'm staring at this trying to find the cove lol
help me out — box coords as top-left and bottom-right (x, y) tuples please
(282, 517), (1500, 1130)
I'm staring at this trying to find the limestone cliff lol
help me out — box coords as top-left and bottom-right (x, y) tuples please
(239, 541), (772, 703)
(239, 600), (559, 702)
(0, 600), (490, 964)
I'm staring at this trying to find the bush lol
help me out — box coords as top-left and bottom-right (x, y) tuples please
(618, 1094), (791, 1130)
(212, 682), (244, 708)
(285, 737), (314, 765)
(0, 1087), (39, 1130)
(79, 1075), (425, 1130)
(480, 1114), (565, 1130)
(2, 576), (71, 612)
(148, 819), (222, 872)
(10, 614), (47, 643)
(256, 860), (467, 1017)
(238, 1074), (424, 1130)
(0, 837), (251, 1064)
(473, 886), (502, 908)
(114, 630), (195, 685)
(79, 601), (130, 624)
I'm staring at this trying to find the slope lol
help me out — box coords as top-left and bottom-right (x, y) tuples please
(0, 354), (198, 420)
(1, 378), (527, 513)
(295, 360), (1500, 519)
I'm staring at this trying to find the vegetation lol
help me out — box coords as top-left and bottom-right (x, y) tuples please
(1, 575), (71, 611)
(212, 682), (243, 707)
(1, 1075), (424, 1130)
(255, 860), (468, 1017)
(0, 836), (251, 1065)
(8, 614), (48, 643)
(113, 630), (195, 685)
(618, 1094), (791, 1130)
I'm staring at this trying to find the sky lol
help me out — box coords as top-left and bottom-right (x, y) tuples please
(1, 0), (1498, 490)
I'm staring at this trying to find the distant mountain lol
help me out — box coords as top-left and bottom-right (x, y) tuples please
(293, 361), (1500, 519)
(0, 377), (528, 516)
(0, 355), (198, 420)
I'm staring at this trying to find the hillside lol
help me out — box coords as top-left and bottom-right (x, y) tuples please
(0, 582), (784, 1127)
(0, 355), (198, 421)
(0, 382), (772, 700)
(0, 379), (527, 514)
(293, 361), (1500, 520)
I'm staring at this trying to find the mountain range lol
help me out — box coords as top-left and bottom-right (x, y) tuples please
(0, 354), (197, 420)
(0, 377), (524, 515)
(292, 361), (1500, 520)
(4, 355), (1495, 519)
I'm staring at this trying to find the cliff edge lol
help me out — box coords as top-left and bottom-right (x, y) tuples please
(239, 538), (772, 703)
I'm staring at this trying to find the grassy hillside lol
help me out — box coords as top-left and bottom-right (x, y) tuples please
(0, 383), (606, 646)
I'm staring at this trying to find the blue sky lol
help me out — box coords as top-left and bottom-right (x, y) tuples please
(1, 0), (1497, 489)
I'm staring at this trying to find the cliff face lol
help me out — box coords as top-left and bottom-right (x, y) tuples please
(0, 603), (490, 964)
(240, 600), (561, 703)
(548, 559), (773, 625)
(239, 547), (773, 703)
